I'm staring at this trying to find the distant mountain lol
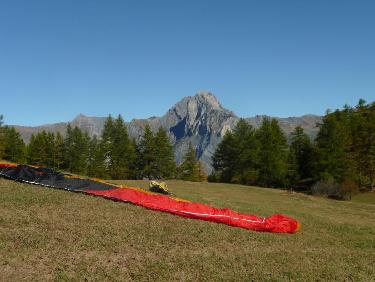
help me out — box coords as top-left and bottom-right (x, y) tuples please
(12, 114), (107, 144)
(11, 92), (322, 172)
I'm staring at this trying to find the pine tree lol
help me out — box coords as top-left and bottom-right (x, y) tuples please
(27, 132), (47, 166)
(351, 100), (375, 190)
(212, 119), (258, 184)
(255, 118), (289, 188)
(64, 125), (90, 174)
(87, 135), (107, 178)
(178, 143), (200, 181)
(108, 115), (136, 179)
(212, 130), (238, 182)
(138, 125), (158, 179)
(54, 132), (65, 169)
(27, 131), (62, 168)
(232, 119), (258, 184)
(289, 126), (314, 182)
(315, 111), (351, 183)
(154, 127), (176, 178)
(100, 115), (114, 161)
(44, 132), (56, 168)
(197, 161), (208, 182)
(3, 126), (26, 163)
(63, 124), (74, 170)
(0, 114), (4, 159)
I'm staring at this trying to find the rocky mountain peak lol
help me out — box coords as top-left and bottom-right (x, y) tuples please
(71, 114), (106, 137)
(194, 91), (223, 110)
(72, 113), (88, 123)
(169, 92), (233, 121)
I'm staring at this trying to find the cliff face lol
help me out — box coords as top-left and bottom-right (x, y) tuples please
(127, 92), (238, 172)
(12, 92), (321, 173)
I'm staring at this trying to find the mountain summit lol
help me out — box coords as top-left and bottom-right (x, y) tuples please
(127, 92), (238, 170)
(12, 92), (321, 172)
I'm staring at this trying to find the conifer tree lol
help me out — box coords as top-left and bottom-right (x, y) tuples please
(315, 111), (351, 183)
(87, 135), (107, 178)
(64, 126), (90, 174)
(212, 130), (238, 182)
(63, 124), (74, 170)
(232, 119), (258, 184)
(54, 132), (65, 169)
(3, 126), (26, 163)
(138, 125), (158, 179)
(289, 126), (314, 182)
(44, 132), (56, 168)
(0, 115), (5, 159)
(101, 115), (114, 157)
(197, 161), (208, 182)
(351, 100), (375, 189)
(212, 119), (258, 184)
(178, 143), (200, 181)
(27, 131), (61, 168)
(98, 115), (136, 179)
(108, 115), (136, 179)
(154, 127), (176, 178)
(255, 118), (289, 187)
(27, 132), (47, 166)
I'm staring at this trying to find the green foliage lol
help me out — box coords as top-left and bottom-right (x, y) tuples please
(351, 101), (375, 189)
(137, 125), (158, 179)
(27, 131), (65, 169)
(213, 119), (259, 184)
(54, 132), (65, 169)
(212, 99), (374, 195)
(87, 135), (107, 178)
(63, 125), (90, 174)
(154, 127), (176, 178)
(1, 115), (178, 181)
(0, 114), (4, 159)
(178, 143), (201, 181)
(289, 126), (315, 183)
(135, 126), (177, 179)
(256, 118), (289, 187)
(212, 130), (238, 182)
(104, 115), (136, 179)
(3, 126), (26, 163)
(315, 110), (352, 183)
(212, 118), (288, 187)
(314, 100), (375, 191)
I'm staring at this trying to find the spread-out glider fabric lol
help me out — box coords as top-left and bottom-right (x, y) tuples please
(0, 163), (300, 233)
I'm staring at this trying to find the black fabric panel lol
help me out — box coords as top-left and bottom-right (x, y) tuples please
(0, 165), (116, 191)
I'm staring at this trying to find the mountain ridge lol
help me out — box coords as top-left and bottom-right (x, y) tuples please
(11, 92), (322, 172)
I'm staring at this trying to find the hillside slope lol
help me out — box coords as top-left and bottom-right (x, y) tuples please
(1, 178), (374, 281)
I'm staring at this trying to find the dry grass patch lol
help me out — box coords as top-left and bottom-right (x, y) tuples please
(0, 178), (374, 281)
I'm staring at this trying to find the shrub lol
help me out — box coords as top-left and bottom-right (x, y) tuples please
(311, 178), (359, 200)
(339, 179), (359, 200)
(311, 178), (341, 199)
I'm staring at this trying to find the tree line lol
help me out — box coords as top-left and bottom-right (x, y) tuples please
(1, 99), (374, 199)
(0, 115), (206, 181)
(210, 99), (375, 199)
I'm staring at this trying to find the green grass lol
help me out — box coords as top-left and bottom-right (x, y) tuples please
(1, 178), (375, 281)
(352, 191), (375, 205)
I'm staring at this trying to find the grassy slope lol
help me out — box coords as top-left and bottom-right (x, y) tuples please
(0, 179), (374, 281)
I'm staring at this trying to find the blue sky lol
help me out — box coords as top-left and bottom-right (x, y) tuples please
(1, 0), (374, 126)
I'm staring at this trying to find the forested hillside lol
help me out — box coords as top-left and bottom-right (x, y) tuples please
(0, 115), (205, 182)
(211, 99), (375, 198)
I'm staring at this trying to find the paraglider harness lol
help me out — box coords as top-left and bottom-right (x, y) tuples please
(149, 181), (170, 195)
